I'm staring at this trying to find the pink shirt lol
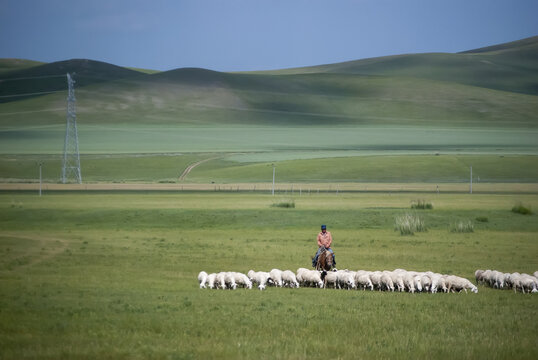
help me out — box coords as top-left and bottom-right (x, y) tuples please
(317, 231), (332, 248)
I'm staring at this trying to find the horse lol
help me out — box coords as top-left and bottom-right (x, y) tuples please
(315, 246), (334, 272)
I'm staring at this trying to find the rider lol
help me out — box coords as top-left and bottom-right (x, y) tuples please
(312, 224), (336, 268)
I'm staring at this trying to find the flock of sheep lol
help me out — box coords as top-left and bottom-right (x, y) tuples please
(198, 268), (482, 293)
(475, 270), (538, 293)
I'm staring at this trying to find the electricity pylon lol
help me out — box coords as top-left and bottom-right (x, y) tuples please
(61, 73), (82, 184)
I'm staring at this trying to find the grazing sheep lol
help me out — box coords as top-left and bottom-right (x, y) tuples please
(475, 269), (484, 285)
(475, 270), (538, 293)
(503, 273), (512, 289)
(429, 273), (447, 293)
(520, 274), (538, 293)
(481, 270), (492, 286)
(207, 273), (217, 289)
(282, 270), (299, 288)
(215, 272), (227, 289)
(324, 271), (339, 289)
(269, 269), (284, 287)
(413, 275), (423, 292)
(491, 270), (504, 289)
(296, 268), (308, 285)
(354, 271), (374, 291)
(445, 275), (478, 293)
(198, 271), (208, 289)
(302, 270), (324, 288)
(369, 271), (383, 291)
(380, 272), (395, 292)
(337, 271), (356, 290)
(420, 274), (432, 293)
(224, 272), (237, 290)
(402, 273), (416, 293)
(233, 272), (252, 289)
(389, 271), (405, 292)
(254, 271), (272, 290)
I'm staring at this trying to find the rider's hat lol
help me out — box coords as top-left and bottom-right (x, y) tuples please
(321, 224), (326, 230)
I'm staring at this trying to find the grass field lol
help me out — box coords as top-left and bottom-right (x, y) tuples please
(2, 154), (537, 185)
(0, 192), (537, 359)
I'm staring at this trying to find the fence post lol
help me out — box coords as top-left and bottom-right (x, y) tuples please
(470, 166), (473, 194)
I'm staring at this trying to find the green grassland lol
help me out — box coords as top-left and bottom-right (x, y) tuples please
(0, 192), (537, 359)
(1, 36), (537, 360)
(2, 154), (538, 184)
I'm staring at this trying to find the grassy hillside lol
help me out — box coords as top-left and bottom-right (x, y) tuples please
(0, 58), (45, 75)
(0, 59), (143, 103)
(0, 37), (536, 162)
(254, 36), (538, 95)
(125, 67), (161, 74)
(1, 68), (536, 128)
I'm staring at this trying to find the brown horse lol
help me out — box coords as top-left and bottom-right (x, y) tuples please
(315, 247), (334, 272)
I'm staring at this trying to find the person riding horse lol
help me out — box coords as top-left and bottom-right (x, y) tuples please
(312, 224), (336, 269)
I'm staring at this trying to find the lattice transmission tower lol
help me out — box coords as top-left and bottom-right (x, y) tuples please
(61, 73), (82, 184)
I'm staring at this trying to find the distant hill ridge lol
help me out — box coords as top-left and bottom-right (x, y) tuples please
(1, 36), (537, 96)
(0, 36), (536, 130)
(0, 59), (143, 103)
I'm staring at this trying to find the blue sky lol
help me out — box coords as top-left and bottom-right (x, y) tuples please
(1, 0), (537, 72)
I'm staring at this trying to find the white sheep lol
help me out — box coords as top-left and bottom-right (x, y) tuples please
(215, 272), (227, 289)
(207, 273), (217, 289)
(249, 271), (272, 290)
(380, 272), (395, 292)
(198, 271), (208, 289)
(503, 273), (513, 289)
(269, 269), (284, 287)
(296, 268), (307, 286)
(354, 271), (374, 291)
(474, 269), (484, 285)
(413, 274), (423, 292)
(233, 272), (252, 289)
(324, 271), (339, 289)
(491, 270), (504, 289)
(429, 273), (447, 293)
(302, 270), (324, 288)
(389, 271), (405, 292)
(402, 273), (416, 293)
(420, 273), (432, 292)
(369, 271), (383, 291)
(282, 270), (299, 288)
(519, 273), (538, 293)
(224, 272), (237, 290)
(482, 269), (493, 286)
(337, 271), (356, 290)
(445, 275), (478, 293)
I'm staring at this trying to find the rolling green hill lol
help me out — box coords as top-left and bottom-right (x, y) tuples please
(0, 36), (536, 164)
(0, 58), (45, 75)
(251, 36), (538, 95)
(0, 59), (143, 103)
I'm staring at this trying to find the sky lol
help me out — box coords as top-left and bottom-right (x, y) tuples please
(1, 0), (538, 72)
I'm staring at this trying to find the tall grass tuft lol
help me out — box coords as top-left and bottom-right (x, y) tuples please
(394, 213), (426, 235)
(511, 202), (533, 215)
(450, 220), (474, 233)
(271, 199), (295, 208)
(411, 199), (433, 210)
